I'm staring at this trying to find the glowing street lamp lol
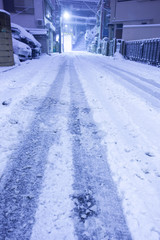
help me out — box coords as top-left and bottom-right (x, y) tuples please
(63, 11), (70, 20)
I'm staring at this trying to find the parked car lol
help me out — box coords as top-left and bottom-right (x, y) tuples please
(11, 23), (41, 58)
(12, 38), (32, 61)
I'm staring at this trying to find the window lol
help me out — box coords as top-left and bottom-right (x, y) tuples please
(116, 24), (123, 39)
(3, 0), (34, 14)
(3, 0), (15, 12)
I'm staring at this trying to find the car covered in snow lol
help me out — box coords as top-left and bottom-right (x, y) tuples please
(11, 23), (41, 58)
(12, 38), (32, 61)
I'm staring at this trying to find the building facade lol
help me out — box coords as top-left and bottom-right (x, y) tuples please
(0, 10), (14, 66)
(0, 0), (56, 53)
(109, 0), (160, 40)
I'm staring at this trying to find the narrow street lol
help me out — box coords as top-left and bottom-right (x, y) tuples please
(0, 53), (160, 240)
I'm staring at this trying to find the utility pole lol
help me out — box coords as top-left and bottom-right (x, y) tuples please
(58, 6), (62, 53)
(100, 0), (104, 40)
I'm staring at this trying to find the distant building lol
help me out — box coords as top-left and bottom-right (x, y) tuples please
(55, 0), (98, 52)
(109, 0), (160, 40)
(0, 0), (56, 53)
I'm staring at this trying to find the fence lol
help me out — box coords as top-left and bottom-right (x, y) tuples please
(89, 37), (160, 66)
(122, 39), (160, 66)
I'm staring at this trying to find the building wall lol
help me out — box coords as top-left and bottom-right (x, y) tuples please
(0, 1), (3, 8)
(0, 0), (56, 53)
(34, 0), (44, 23)
(9, 0), (44, 29)
(11, 14), (36, 28)
(123, 24), (160, 41)
(111, 0), (160, 25)
(110, 0), (160, 40)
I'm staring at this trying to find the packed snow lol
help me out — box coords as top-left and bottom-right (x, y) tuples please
(0, 52), (160, 240)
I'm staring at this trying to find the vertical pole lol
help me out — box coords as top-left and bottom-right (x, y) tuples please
(62, 20), (64, 52)
(100, 0), (104, 40)
(59, 6), (62, 53)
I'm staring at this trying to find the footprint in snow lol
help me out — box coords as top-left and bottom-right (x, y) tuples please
(145, 152), (154, 157)
(2, 99), (12, 106)
(9, 119), (18, 125)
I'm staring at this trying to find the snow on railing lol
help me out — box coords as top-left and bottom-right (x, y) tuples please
(121, 38), (160, 66)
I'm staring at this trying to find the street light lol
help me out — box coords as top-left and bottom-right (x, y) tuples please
(63, 11), (70, 20)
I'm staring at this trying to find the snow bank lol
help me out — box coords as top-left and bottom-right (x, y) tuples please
(13, 54), (20, 66)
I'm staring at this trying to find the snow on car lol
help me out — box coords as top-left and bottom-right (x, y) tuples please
(11, 23), (41, 58)
(12, 37), (32, 61)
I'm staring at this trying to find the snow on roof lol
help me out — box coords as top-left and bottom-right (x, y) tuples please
(27, 28), (48, 36)
(11, 23), (41, 47)
(0, 9), (10, 15)
(124, 24), (160, 28)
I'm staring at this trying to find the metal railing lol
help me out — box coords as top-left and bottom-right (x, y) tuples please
(122, 39), (160, 66)
(88, 37), (160, 66)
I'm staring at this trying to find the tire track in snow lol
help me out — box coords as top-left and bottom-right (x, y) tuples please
(0, 60), (66, 240)
(80, 56), (160, 106)
(68, 59), (132, 240)
(104, 64), (160, 101)
(106, 64), (160, 89)
(30, 61), (75, 240)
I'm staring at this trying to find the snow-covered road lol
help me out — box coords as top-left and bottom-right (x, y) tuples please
(0, 52), (160, 240)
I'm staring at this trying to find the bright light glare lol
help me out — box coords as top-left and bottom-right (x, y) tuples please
(63, 11), (70, 20)
(64, 35), (72, 52)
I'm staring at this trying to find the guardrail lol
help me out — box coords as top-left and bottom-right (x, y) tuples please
(122, 39), (160, 66)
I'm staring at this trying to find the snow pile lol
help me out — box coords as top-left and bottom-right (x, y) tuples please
(113, 51), (124, 60)
(13, 54), (21, 66)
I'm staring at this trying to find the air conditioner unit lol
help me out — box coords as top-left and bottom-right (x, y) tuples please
(36, 19), (44, 27)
